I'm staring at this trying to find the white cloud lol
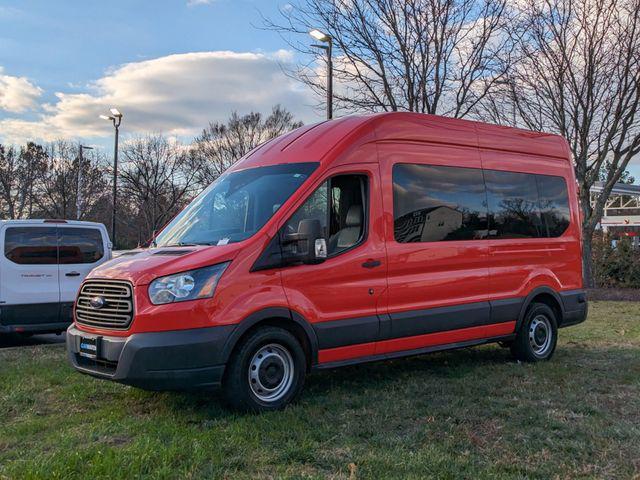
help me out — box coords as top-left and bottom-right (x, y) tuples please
(0, 67), (43, 113)
(0, 50), (319, 144)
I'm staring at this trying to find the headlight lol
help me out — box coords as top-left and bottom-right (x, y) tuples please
(148, 262), (229, 305)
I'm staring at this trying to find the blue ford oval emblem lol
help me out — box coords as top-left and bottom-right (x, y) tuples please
(90, 296), (106, 309)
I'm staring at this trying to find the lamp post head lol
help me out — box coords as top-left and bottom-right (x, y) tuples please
(309, 29), (330, 42)
(101, 108), (123, 127)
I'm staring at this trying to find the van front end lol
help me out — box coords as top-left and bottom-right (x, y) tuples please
(65, 159), (322, 411)
(67, 322), (234, 391)
(66, 262), (236, 391)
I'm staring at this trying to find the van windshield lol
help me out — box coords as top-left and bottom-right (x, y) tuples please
(155, 162), (319, 247)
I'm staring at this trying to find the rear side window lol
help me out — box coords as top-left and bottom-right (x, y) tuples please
(58, 228), (104, 264)
(4, 227), (58, 264)
(393, 164), (488, 243)
(485, 170), (544, 239)
(536, 175), (570, 237)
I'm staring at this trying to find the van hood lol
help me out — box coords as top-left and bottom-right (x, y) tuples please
(87, 244), (244, 286)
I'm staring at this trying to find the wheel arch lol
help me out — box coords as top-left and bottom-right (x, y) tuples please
(516, 286), (564, 332)
(220, 307), (319, 370)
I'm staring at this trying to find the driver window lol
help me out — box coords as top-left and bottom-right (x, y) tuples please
(284, 174), (366, 256)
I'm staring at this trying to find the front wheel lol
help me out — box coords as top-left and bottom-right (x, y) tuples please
(511, 303), (558, 362)
(223, 326), (306, 412)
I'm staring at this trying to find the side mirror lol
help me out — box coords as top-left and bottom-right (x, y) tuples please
(281, 218), (327, 265)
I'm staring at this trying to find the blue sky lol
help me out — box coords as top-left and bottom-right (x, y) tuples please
(1, 0), (638, 181)
(1, 0), (286, 93)
(0, 0), (321, 147)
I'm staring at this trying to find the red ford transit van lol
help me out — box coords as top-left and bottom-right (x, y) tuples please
(67, 113), (587, 411)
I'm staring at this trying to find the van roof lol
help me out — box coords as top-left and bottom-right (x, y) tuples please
(234, 112), (570, 170)
(0, 219), (107, 228)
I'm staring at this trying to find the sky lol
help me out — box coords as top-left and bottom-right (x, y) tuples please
(0, 0), (322, 148)
(1, 0), (638, 180)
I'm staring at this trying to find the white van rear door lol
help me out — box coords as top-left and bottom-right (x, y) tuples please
(0, 225), (60, 325)
(57, 225), (108, 306)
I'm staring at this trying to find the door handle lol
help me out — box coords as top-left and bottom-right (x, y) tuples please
(362, 259), (382, 269)
(65, 271), (81, 277)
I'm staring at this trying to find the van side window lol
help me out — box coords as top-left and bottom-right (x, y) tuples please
(393, 164), (488, 243)
(58, 228), (105, 264)
(284, 174), (366, 256)
(485, 170), (543, 239)
(4, 227), (58, 264)
(536, 175), (570, 237)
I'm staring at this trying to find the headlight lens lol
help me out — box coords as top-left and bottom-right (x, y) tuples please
(148, 262), (229, 305)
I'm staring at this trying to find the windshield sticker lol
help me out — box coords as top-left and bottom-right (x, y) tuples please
(217, 238), (230, 246)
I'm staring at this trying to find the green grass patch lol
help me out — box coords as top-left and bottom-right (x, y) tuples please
(1, 301), (639, 479)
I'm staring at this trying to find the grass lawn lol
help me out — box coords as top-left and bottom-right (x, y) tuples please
(1, 301), (639, 479)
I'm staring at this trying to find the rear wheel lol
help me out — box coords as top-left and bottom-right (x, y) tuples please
(511, 303), (558, 362)
(223, 326), (306, 412)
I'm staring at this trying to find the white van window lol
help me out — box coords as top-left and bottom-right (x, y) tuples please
(58, 228), (104, 264)
(4, 227), (58, 265)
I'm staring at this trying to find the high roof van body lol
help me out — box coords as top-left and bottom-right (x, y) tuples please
(67, 113), (587, 411)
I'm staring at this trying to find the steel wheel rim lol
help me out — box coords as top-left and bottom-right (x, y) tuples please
(248, 343), (294, 403)
(529, 315), (552, 356)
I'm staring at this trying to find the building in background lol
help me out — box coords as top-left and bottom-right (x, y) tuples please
(592, 182), (640, 247)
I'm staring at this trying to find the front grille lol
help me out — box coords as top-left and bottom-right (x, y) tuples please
(75, 280), (134, 329)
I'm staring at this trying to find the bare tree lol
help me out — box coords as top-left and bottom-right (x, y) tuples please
(0, 143), (48, 219)
(266, 0), (513, 117)
(482, 0), (640, 286)
(29, 141), (109, 221)
(191, 105), (303, 187)
(119, 134), (198, 246)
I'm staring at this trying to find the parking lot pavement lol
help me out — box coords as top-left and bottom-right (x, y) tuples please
(0, 332), (66, 349)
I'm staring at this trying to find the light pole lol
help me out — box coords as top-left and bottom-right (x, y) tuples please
(100, 108), (123, 247)
(309, 29), (333, 120)
(76, 144), (93, 220)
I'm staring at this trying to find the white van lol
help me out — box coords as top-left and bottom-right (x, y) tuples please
(0, 219), (111, 334)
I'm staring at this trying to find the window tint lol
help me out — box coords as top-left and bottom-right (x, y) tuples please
(536, 175), (570, 237)
(284, 181), (329, 238)
(485, 170), (543, 239)
(4, 227), (58, 265)
(284, 175), (366, 255)
(393, 164), (488, 243)
(58, 228), (104, 264)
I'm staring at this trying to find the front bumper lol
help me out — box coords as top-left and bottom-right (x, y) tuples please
(66, 324), (235, 391)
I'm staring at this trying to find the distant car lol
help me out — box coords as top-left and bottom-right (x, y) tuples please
(0, 219), (111, 335)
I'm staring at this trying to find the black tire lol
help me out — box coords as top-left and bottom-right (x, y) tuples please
(511, 303), (558, 362)
(223, 326), (306, 412)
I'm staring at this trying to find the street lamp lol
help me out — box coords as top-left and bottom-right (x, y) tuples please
(77, 144), (93, 220)
(309, 28), (333, 120)
(100, 108), (123, 246)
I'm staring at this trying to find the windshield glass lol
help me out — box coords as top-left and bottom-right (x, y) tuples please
(155, 162), (319, 247)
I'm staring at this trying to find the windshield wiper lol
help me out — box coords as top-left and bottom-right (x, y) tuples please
(161, 242), (198, 247)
